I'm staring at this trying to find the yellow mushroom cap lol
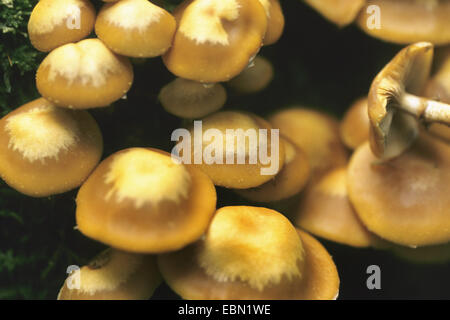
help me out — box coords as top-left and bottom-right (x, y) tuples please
(159, 78), (227, 118)
(158, 206), (340, 300)
(0, 98), (102, 197)
(357, 0), (450, 45)
(76, 147), (217, 253)
(163, 0), (268, 83)
(348, 135), (450, 247)
(227, 56), (274, 94)
(183, 111), (285, 189)
(58, 248), (162, 300)
(269, 107), (348, 180)
(28, 0), (96, 52)
(36, 38), (134, 109)
(294, 167), (379, 248)
(95, 0), (176, 58)
(237, 136), (310, 202)
(339, 97), (370, 150)
(258, 0), (284, 45)
(304, 0), (365, 27)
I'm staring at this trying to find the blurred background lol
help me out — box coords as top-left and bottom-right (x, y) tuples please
(1, 0), (449, 299)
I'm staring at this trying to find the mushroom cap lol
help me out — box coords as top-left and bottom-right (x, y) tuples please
(293, 167), (379, 248)
(184, 111), (285, 189)
(258, 0), (284, 45)
(95, 0), (176, 58)
(158, 206), (339, 300)
(0, 98), (103, 197)
(159, 78), (226, 118)
(357, 0), (450, 45)
(339, 97), (370, 150)
(76, 147), (217, 253)
(236, 136), (310, 202)
(163, 0), (267, 83)
(368, 42), (433, 159)
(227, 56), (274, 94)
(304, 0), (365, 27)
(347, 135), (450, 247)
(58, 248), (162, 300)
(36, 38), (134, 109)
(269, 107), (348, 180)
(28, 0), (96, 52)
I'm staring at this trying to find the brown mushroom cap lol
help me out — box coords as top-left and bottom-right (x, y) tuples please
(348, 135), (450, 247)
(58, 248), (162, 300)
(28, 0), (96, 52)
(258, 0), (284, 45)
(236, 136), (310, 202)
(357, 0), (450, 45)
(227, 56), (274, 94)
(159, 78), (227, 118)
(304, 0), (365, 27)
(269, 107), (348, 180)
(163, 0), (267, 83)
(0, 98), (102, 197)
(36, 38), (134, 109)
(76, 147), (217, 253)
(293, 167), (379, 248)
(183, 111), (285, 189)
(158, 206), (339, 300)
(95, 0), (176, 58)
(339, 97), (370, 150)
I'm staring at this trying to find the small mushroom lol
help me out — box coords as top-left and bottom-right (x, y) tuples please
(293, 167), (379, 248)
(76, 147), (217, 253)
(339, 97), (370, 150)
(182, 111), (285, 189)
(368, 42), (450, 160)
(269, 107), (348, 180)
(159, 78), (227, 119)
(347, 134), (450, 247)
(28, 0), (96, 52)
(227, 56), (274, 94)
(304, 0), (365, 27)
(163, 0), (268, 83)
(258, 0), (285, 45)
(36, 38), (134, 109)
(236, 136), (310, 202)
(0, 98), (103, 197)
(158, 206), (340, 300)
(58, 248), (162, 300)
(357, 0), (450, 45)
(95, 0), (176, 58)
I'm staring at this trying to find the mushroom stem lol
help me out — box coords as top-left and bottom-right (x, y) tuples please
(399, 92), (450, 126)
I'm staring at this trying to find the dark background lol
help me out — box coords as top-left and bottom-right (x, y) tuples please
(0, 0), (449, 299)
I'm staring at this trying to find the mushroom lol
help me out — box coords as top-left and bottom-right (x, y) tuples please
(162, 0), (268, 83)
(339, 97), (370, 150)
(28, 0), (96, 52)
(159, 78), (227, 119)
(236, 136), (310, 202)
(269, 107), (348, 180)
(158, 206), (340, 300)
(58, 248), (162, 300)
(76, 147), (217, 253)
(95, 0), (176, 58)
(304, 0), (365, 27)
(0, 98), (103, 197)
(36, 38), (134, 109)
(258, 0), (285, 45)
(227, 56), (274, 94)
(293, 167), (379, 248)
(180, 111), (285, 189)
(367, 42), (450, 160)
(357, 0), (450, 45)
(347, 134), (450, 247)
